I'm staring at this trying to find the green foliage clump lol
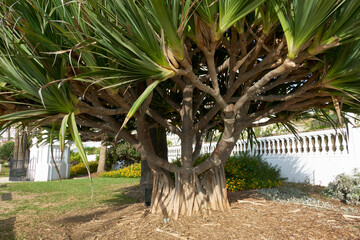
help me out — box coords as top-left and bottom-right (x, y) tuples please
(69, 151), (81, 166)
(173, 152), (283, 191)
(325, 170), (360, 205)
(70, 147), (100, 166)
(0, 141), (14, 163)
(225, 152), (283, 191)
(99, 163), (141, 178)
(106, 141), (141, 170)
(70, 161), (98, 176)
(116, 142), (141, 164)
(85, 147), (100, 155)
(254, 124), (290, 137)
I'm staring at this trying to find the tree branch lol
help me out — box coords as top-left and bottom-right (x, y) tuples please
(250, 80), (321, 102)
(234, 58), (297, 112)
(180, 59), (229, 109)
(78, 102), (127, 115)
(155, 86), (181, 113)
(146, 108), (182, 137)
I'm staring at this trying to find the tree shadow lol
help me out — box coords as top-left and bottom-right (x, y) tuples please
(58, 205), (129, 224)
(57, 185), (146, 225)
(264, 155), (309, 183)
(101, 185), (144, 206)
(227, 190), (261, 204)
(1, 192), (12, 201)
(0, 217), (16, 240)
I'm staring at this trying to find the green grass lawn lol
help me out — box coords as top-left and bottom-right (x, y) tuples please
(0, 166), (10, 177)
(0, 177), (140, 220)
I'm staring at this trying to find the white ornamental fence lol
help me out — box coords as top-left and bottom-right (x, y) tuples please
(168, 126), (360, 186)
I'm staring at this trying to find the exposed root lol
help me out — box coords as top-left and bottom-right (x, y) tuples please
(150, 165), (230, 219)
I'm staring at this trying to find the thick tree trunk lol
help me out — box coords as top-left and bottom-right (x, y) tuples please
(146, 116), (239, 218)
(150, 164), (230, 219)
(97, 140), (107, 173)
(140, 127), (167, 191)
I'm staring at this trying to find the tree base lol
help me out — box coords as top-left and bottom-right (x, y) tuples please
(150, 165), (230, 219)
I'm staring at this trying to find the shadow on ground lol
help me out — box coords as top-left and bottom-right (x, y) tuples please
(58, 205), (130, 224)
(1, 192), (12, 201)
(101, 185), (144, 205)
(0, 217), (16, 240)
(57, 186), (146, 225)
(228, 190), (260, 204)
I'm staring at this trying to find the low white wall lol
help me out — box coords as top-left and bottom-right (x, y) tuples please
(168, 126), (360, 186)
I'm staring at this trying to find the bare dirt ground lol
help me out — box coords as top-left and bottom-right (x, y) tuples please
(1, 186), (360, 240)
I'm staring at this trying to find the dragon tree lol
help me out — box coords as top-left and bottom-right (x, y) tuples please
(1, 0), (360, 219)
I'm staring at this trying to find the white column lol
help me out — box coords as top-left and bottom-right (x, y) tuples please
(335, 133), (342, 154)
(314, 135), (321, 154)
(283, 138), (288, 154)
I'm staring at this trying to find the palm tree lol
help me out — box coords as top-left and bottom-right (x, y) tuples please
(1, 0), (360, 218)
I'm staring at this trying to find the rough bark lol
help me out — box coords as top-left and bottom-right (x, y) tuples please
(150, 164), (230, 220)
(140, 127), (168, 191)
(97, 139), (107, 173)
(13, 127), (19, 161)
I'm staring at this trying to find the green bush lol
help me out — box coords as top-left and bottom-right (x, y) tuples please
(0, 141), (14, 163)
(325, 170), (360, 205)
(106, 141), (141, 170)
(70, 161), (98, 176)
(172, 152), (283, 191)
(70, 147), (100, 166)
(84, 147), (100, 155)
(225, 152), (283, 191)
(69, 151), (82, 166)
(99, 163), (141, 178)
(116, 141), (141, 164)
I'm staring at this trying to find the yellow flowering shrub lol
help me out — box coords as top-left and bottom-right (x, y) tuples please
(70, 161), (98, 176)
(99, 163), (141, 178)
(224, 152), (283, 191)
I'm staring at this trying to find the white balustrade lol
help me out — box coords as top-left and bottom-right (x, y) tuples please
(167, 127), (360, 186)
(335, 133), (342, 154)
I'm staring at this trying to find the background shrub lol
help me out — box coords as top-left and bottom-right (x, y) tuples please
(172, 152), (283, 191)
(70, 161), (98, 176)
(225, 152), (283, 191)
(105, 141), (141, 171)
(0, 141), (14, 163)
(70, 147), (100, 166)
(99, 163), (141, 178)
(325, 170), (360, 205)
(116, 142), (141, 163)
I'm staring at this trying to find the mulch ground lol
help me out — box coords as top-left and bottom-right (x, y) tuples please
(2, 187), (360, 240)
